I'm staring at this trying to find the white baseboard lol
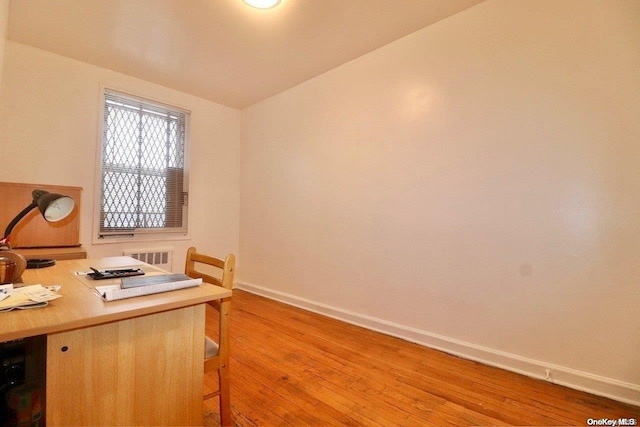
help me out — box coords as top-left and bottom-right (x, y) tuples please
(237, 281), (640, 407)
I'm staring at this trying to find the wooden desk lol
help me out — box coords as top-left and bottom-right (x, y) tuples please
(0, 257), (232, 426)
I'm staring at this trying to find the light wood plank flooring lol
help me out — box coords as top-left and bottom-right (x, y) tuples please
(203, 290), (639, 426)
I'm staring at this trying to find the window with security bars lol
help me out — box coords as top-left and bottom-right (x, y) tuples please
(98, 90), (189, 237)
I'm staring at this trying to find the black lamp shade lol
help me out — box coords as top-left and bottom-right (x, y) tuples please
(33, 191), (75, 222)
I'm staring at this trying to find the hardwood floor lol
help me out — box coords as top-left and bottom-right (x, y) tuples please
(203, 290), (639, 426)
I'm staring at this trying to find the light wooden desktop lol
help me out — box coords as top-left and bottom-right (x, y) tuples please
(0, 256), (232, 426)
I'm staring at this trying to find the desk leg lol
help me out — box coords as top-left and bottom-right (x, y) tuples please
(45, 305), (205, 426)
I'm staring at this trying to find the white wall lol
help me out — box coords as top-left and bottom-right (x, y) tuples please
(0, 42), (241, 269)
(239, 0), (640, 403)
(0, 0), (9, 97)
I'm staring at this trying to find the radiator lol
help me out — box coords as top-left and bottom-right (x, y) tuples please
(123, 248), (173, 271)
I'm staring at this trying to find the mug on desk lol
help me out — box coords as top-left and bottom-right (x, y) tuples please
(0, 257), (16, 284)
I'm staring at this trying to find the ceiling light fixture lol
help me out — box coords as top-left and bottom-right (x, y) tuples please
(243, 0), (281, 9)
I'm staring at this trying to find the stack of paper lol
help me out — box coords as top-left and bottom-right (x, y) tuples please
(0, 285), (62, 312)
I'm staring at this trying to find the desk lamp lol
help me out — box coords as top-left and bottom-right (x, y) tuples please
(2, 190), (75, 268)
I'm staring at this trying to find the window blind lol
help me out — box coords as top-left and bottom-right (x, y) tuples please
(99, 90), (189, 237)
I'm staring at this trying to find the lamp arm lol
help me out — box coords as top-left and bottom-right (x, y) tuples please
(3, 201), (38, 240)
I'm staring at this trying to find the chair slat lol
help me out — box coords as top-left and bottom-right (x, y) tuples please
(184, 246), (235, 426)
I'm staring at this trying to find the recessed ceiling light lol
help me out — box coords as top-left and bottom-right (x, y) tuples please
(244, 0), (281, 9)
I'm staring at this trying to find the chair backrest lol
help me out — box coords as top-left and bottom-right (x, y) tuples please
(185, 247), (235, 290)
(185, 247), (235, 426)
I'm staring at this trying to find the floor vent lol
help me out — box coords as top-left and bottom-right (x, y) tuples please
(123, 249), (173, 271)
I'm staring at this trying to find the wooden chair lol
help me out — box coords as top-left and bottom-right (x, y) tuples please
(185, 247), (235, 427)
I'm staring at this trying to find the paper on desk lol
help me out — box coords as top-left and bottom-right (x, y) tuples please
(94, 275), (202, 301)
(0, 284), (62, 312)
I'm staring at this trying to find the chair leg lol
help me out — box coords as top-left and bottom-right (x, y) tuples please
(219, 365), (233, 426)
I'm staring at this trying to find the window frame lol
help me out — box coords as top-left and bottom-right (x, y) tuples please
(93, 86), (191, 244)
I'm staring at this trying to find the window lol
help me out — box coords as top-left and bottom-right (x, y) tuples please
(97, 89), (189, 239)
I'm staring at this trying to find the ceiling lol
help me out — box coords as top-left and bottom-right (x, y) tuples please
(7, 0), (484, 109)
